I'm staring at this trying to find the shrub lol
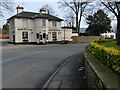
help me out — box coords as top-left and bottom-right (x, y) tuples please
(88, 39), (120, 74)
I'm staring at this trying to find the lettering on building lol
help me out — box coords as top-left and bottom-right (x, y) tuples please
(17, 28), (33, 31)
(49, 28), (60, 31)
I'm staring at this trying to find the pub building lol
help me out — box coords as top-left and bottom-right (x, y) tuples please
(8, 6), (78, 44)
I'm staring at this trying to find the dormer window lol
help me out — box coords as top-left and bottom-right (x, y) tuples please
(42, 19), (46, 26)
(52, 21), (57, 27)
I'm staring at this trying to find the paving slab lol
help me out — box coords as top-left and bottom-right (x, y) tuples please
(44, 53), (89, 89)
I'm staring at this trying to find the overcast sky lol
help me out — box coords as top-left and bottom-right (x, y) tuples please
(0, 1), (88, 28)
(0, 1), (117, 30)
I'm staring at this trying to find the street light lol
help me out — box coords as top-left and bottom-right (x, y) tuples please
(64, 20), (67, 41)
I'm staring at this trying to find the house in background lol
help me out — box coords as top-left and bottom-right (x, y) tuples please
(8, 6), (78, 44)
(100, 31), (116, 39)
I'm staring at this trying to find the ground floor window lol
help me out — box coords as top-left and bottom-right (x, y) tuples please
(22, 32), (28, 41)
(52, 32), (57, 41)
(110, 35), (114, 39)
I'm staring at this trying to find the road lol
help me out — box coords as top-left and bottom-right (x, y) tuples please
(2, 44), (88, 88)
(0, 39), (9, 46)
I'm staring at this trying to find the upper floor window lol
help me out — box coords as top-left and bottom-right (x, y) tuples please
(52, 21), (57, 27)
(42, 19), (46, 26)
(22, 19), (28, 27)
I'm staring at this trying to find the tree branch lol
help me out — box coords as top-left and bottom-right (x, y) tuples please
(101, 2), (118, 17)
(115, 2), (120, 14)
(64, 1), (76, 13)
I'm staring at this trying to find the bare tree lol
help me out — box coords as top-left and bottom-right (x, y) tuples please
(58, 0), (88, 34)
(64, 11), (75, 27)
(0, 0), (14, 18)
(101, 1), (120, 45)
(41, 4), (56, 15)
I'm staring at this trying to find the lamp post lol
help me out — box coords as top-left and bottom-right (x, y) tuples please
(64, 20), (67, 41)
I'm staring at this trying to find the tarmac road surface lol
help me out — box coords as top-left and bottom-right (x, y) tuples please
(2, 44), (88, 88)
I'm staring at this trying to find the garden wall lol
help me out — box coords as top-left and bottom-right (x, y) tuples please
(0, 34), (9, 39)
(72, 36), (101, 43)
(84, 47), (119, 90)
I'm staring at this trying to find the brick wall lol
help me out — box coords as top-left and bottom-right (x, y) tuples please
(72, 36), (101, 43)
(0, 34), (9, 39)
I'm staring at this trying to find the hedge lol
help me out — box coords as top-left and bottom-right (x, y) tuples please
(88, 39), (120, 74)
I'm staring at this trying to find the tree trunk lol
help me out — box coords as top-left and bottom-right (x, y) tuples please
(78, 11), (82, 35)
(116, 15), (120, 45)
(76, 12), (79, 34)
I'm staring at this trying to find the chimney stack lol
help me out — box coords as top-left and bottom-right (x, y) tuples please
(39, 8), (46, 14)
(17, 5), (24, 14)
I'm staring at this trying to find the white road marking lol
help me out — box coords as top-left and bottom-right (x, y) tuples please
(2, 51), (48, 63)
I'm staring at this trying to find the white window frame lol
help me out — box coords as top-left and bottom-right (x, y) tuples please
(42, 19), (46, 26)
(52, 21), (57, 27)
(52, 32), (57, 40)
(22, 19), (28, 28)
(22, 31), (28, 41)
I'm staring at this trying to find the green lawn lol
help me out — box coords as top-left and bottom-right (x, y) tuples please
(100, 41), (120, 50)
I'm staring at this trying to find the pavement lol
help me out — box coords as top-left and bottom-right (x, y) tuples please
(43, 52), (89, 89)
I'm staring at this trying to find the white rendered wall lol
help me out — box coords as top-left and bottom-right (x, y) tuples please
(9, 18), (15, 42)
(13, 18), (34, 43)
(9, 17), (73, 43)
(71, 33), (78, 37)
(61, 28), (72, 41)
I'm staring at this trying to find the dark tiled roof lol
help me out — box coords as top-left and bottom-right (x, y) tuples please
(8, 11), (63, 21)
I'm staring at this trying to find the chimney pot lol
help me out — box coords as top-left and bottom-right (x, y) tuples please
(39, 8), (46, 14)
(17, 5), (24, 14)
